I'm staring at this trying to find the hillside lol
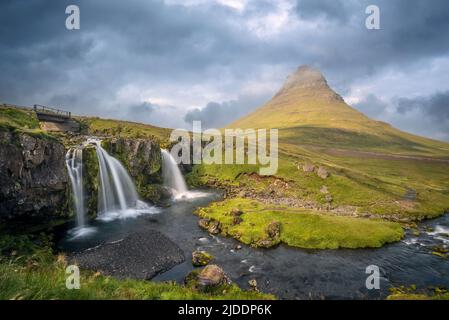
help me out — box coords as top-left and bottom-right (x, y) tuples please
(190, 66), (449, 241)
(230, 65), (449, 157)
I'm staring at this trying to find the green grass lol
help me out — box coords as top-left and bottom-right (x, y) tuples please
(0, 233), (274, 300)
(387, 286), (449, 300)
(0, 106), (40, 130)
(82, 117), (171, 146)
(196, 198), (404, 249)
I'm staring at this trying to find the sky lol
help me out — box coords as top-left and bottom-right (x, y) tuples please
(1, 0), (448, 141)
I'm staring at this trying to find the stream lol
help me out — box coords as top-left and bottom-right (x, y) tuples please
(59, 190), (449, 300)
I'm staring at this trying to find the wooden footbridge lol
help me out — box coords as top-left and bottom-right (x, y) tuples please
(33, 104), (72, 123)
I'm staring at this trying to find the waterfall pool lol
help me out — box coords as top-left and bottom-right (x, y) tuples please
(59, 190), (449, 299)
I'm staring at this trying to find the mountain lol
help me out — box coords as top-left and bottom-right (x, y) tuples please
(229, 65), (449, 156)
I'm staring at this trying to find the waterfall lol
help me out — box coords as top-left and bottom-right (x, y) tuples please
(161, 149), (188, 197)
(66, 148), (86, 228)
(91, 140), (156, 220)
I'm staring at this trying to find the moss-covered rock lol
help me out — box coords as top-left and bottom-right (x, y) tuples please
(82, 146), (99, 219)
(192, 250), (214, 266)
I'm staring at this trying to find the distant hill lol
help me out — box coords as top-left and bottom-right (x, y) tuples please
(229, 65), (449, 157)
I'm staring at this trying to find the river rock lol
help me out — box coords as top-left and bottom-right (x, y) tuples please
(208, 220), (221, 235)
(192, 250), (213, 266)
(248, 279), (258, 291)
(198, 218), (210, 229)
(196, 265), (230, 288)
(70, 229), (185, 280)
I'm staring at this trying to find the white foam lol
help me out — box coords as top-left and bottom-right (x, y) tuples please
(98, 201), (160, 222)
(68, 226), (97, 240)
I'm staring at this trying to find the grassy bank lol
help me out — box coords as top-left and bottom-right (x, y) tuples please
(0, 233), (274, 300)
(195, 198), (404, 249)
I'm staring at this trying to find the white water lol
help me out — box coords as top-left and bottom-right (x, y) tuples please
(66, 148), (86, 227)
(161, 149), (208, 200)
(92, 140), (158, 220)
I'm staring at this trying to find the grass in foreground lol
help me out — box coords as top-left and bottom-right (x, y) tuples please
(0, 234), (273, 300)
(387, 286), (449, 300)
(196, 198), (404, 249)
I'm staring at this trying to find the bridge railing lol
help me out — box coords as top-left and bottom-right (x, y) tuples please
(33, 104), (71, 119)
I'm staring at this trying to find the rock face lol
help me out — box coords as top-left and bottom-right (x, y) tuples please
(102, 137), (163, 203)
(71, 230), (185, 280)
(0, 129), (69, 221)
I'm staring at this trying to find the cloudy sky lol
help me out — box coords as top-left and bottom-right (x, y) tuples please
(1, 0), (449, 140)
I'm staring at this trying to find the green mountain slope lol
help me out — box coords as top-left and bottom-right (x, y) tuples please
(229, 65), (449, 157)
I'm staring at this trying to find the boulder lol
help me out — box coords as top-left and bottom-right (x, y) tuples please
(317, 166), (329, 179)
(195, 265), (230, 289)
(192, 250), (213, 267)
(302, 162), (315, 173)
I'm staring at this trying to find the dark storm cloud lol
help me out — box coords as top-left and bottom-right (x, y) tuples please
(184, 93), (269, 128)
(0, 0), (449, 139)
(397, 91), (449, 121)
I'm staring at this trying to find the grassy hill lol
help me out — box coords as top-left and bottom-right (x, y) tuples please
(189, 66), (449, 249)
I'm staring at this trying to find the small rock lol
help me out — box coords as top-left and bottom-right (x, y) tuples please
(198, 218), (210, 229)
(320, 185), (329, 194)
(325, 194), (333, 203)
(192, 250), (213, 267)
(317, 166), (329, 179)
(208, 220), (221, 235)
(234, 244), (242, 250)
(248, 279), (258, 291)
(197, 265), (230, 288)
(302, 163), (315, 173)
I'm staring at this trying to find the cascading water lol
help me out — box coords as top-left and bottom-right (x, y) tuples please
(161, 149), (208, 200)
(92, 140), (155, 220)
(161, 149), (188, 196)
(66, 148), (86, 228)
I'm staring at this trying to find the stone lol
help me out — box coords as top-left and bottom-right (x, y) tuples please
(266, 221), (281, 239)
(198, 218), (210, 229)
(192, 250), (213, 267)
(248, 279), (258, 291)
(325, 194), (333, 203)
(320, 185), (329, 194)
(196, 265), (230, 288)
(208, 220), (221, 235)
(302, 162), (315, 173)
(317, 166), (329, 179)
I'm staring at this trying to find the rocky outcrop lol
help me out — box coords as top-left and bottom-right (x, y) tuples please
(186, 265), (230, 291)
(192, 250), (213, 266)
(0, 129), (69, 221)
(102, 137), (164, 203)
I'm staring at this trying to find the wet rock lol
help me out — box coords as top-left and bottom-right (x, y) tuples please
(234, 244), (242, 250)
(208, 220), (221, 235)
(198, 218), (210, 229)
(302, 163), (315, 173)
(192, 250), (213, 267)
(317, 167), (329, 179)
